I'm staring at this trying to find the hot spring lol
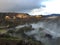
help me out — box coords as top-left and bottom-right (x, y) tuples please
(16, 18), (60, 45)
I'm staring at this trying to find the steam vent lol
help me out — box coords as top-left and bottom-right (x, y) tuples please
(0, 12), (60, 45)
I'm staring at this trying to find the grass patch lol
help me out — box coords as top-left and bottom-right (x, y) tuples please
(0, 29), (7, 34)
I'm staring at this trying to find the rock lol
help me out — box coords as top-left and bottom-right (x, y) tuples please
(45, 34), (52, 39)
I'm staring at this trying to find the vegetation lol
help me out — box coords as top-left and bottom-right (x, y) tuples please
(0, 32), (43, 45)
(16, 25), (34, 34)
(0, 13), (44, 45)
(0, 38), (43, 45)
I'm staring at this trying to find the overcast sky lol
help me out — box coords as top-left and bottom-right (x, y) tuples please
(0, 0), (41, 12)
(0, 0), (60, 15)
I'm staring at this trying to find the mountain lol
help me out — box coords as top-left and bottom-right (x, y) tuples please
(44, 14), (60, 17)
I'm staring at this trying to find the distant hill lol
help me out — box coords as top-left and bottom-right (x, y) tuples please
(44, 14), (60, 17)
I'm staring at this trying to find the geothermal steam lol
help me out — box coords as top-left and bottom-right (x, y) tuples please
(24, 19), (60, 45)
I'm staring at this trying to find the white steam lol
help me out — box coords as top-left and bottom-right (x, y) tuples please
(29, 0), (60, 15)
(25, 21), (60, 45)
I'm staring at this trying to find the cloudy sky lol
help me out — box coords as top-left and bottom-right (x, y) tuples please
(0, 0), (60, 15)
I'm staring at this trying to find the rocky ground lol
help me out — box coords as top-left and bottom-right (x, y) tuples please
(0, 24), (43, 45)
(0, 13), (60, 45)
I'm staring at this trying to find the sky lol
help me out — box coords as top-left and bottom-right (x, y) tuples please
(0, 0), (60, 15)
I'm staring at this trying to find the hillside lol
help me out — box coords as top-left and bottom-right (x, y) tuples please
(0, 13), (43, 28)
(0, 13), (60, 45)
